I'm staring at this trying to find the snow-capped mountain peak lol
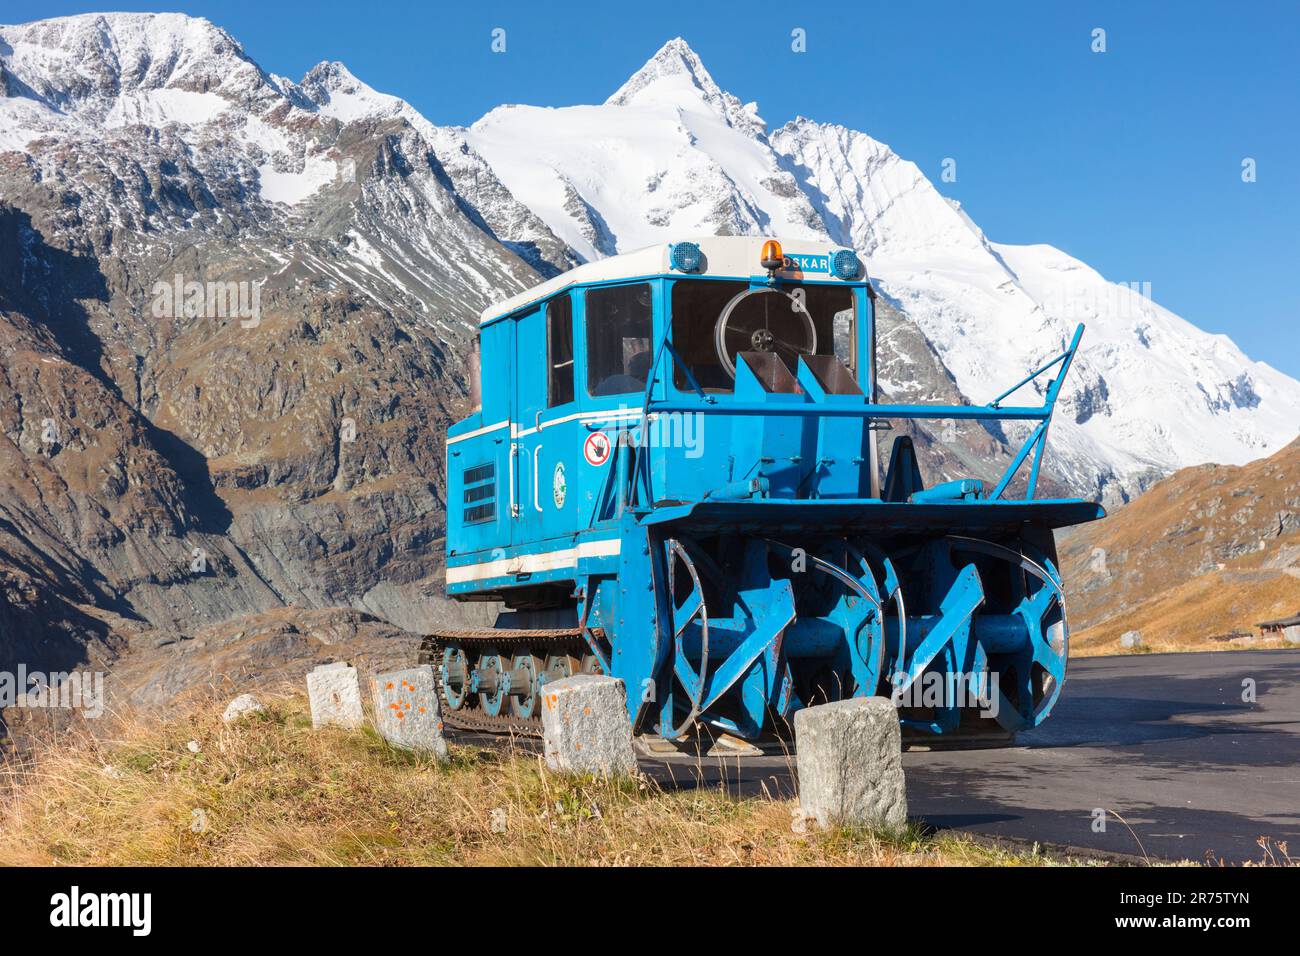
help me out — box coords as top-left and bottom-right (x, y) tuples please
(297, 59), (421, 128)
(466, 37), (823, 261)
(0, 12), (268, 122)
(299, 60), (372, 102)
(605, 37), (765, 136)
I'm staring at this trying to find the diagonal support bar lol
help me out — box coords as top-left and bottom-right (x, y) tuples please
(698, 580), (796, 713)
(895, 564), (985, 691)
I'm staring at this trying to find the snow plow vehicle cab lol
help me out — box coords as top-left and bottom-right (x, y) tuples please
(435, 236), (1104, 743)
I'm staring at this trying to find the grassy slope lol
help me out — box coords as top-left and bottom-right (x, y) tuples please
(0, 695), (1078, 867)
(1061, 438), (1300, 655)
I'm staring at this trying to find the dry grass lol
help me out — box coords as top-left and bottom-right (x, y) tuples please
(1071, 570), (1299, 657)
(0, 695), (1074, 867)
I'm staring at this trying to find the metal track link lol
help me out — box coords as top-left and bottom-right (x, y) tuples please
(418, 627), (594, 737)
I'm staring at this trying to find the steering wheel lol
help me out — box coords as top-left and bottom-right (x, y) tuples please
(713, 288), (817, 379)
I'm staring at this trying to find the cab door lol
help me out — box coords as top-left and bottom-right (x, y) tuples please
(511, 305), (548, 549)
(530, 293), (580, 541)
(445, 317), (514, 571)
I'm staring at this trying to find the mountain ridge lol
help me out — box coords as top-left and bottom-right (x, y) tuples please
(0, 14), (1296, 719)
(1061, 437), (1300, 651)
(2, 13), (1295, 508)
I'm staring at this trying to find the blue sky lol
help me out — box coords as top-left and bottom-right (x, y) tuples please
(11, 1), (1300, 376)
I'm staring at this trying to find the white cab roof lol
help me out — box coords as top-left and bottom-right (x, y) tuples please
(479, 236), (861, 325)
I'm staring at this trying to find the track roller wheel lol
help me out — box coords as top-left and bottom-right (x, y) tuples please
(474, 650), (508, 718)
(508, 652), (542, 720)
(439, 644), (470, 712)
(542, 652), (577, 689)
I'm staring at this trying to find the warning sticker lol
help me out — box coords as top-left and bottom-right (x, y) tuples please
(583, 431), (612, 467)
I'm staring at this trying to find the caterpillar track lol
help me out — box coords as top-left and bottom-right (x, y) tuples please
(418, 628), (603, 736)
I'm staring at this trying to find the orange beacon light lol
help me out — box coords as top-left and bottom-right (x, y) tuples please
(760, 239), (785, 271)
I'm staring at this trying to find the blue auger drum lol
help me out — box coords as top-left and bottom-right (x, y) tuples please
(428, 236), (1104, 744)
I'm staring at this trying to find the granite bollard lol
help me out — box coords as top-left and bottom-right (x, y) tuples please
(794, 696), (907, 831)
(371, 665), (448, 759)
(540, 674), (637, 776)
(306, 661), (364, 730)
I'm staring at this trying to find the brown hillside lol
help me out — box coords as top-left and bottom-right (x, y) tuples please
(1059, 437), (1300, 653)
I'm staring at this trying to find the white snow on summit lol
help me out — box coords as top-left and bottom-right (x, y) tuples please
(605, 36), (767, 137)
(466, 37), (824, 261)
(0, 12), (266, 130)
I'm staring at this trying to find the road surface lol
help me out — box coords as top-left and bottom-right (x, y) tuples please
(638, 649), (1300, 863)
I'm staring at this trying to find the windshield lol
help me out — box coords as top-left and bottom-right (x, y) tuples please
(586, 283), (653, 397)
(670, 279), (856, 392)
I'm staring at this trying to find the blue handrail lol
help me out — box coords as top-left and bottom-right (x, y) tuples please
(626, 315), (1086, 504)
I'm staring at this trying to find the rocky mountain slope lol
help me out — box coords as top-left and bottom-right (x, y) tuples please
(1061, 438), (1300, 651)
(0, 13), (551, 707)
(1, 14), (1296, 722)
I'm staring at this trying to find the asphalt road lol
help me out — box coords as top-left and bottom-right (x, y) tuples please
(638, 649), (1300, 864)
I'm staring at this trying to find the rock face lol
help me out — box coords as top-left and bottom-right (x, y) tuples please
(370, 665), (447, 758)
(306, 661), (364, 729)
(1118, 630), (1144, 650)
(102, 606), (421, 709)
(0, 13), (527, 719)
(794, 697), (907, 832)
(540, 674), (637, 777)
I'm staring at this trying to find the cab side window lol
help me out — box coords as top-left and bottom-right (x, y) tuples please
(547, 294), (574, 407)
(586, 283), (652, 397)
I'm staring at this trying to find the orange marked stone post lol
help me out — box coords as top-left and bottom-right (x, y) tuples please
(538, 674), (636, 777)
(371, 665), (449, 760)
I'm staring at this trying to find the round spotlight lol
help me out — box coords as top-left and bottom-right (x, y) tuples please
(670, 241), (702, 273)
(832, 249), (862, 280)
